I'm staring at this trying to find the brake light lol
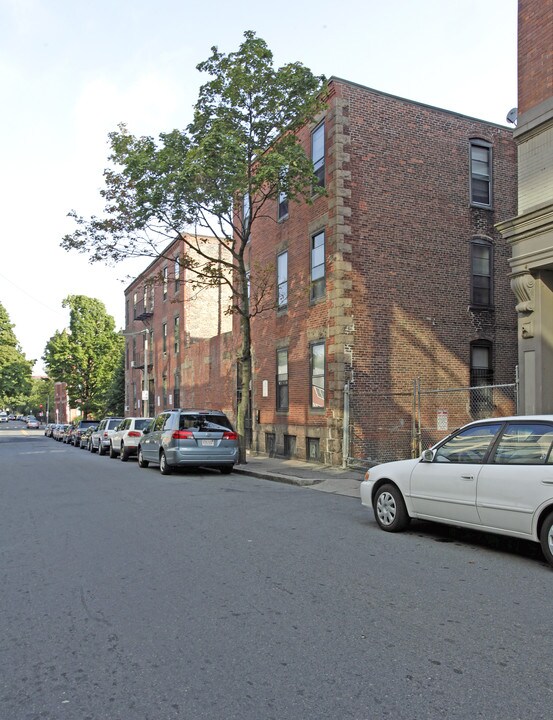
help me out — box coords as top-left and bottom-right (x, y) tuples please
(172, 430), (194, 440)
(223, 431), (238, 440)
(128, 431), (141, 437)
(103, 432), (109, 438)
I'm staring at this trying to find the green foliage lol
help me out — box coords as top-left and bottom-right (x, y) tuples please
(0, 301), (33, 409)
(42, 295), (124, 419)
(103, 346), (125, 416)
(25, 377), (54, 420)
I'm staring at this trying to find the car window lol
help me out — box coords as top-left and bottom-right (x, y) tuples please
(134, 419), (151, 431)
(179, 414), (233, 432)
(434, 423), (502, 463)
(153, 414), (167, 432)
(491, 422), (553, 465)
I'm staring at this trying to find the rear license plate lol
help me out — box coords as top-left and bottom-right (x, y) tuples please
(201, 439), (215, 446)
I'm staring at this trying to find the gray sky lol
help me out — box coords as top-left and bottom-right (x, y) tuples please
(0, 0), (517, 373)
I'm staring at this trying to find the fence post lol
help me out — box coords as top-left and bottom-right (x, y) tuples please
(342, 381), (350, 469)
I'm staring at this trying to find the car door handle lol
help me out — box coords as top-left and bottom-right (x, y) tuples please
(461, 474), (474, 480)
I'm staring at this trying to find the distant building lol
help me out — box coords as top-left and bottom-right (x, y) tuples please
(497, 0), (553, 413)
(124, 234), (233, 419)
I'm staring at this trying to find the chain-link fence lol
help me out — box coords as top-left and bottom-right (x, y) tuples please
(349, 379), (518, 467)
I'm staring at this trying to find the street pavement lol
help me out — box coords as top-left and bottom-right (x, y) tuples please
(234, 451), (365, 497)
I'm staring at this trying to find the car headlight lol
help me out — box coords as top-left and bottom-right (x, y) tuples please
(364, 469), (371, 482)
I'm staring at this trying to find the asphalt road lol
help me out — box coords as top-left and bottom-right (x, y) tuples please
(1, 426), (552, 720)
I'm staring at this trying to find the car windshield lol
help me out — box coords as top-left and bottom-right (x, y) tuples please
(134, 419), (151, 430)
(179, 414), (233, 432)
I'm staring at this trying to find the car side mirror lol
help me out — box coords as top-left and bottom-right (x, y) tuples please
(142, 426), (150, 435)
(421, 449), (435, 463)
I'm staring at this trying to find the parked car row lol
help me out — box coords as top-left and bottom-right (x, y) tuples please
(45, 409), (239, 474)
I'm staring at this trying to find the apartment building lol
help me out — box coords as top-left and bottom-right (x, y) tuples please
(123, 78), (518, 465)
(123, 234), (233, 419)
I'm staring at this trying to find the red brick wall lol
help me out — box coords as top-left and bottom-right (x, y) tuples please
(518, 0), (553, 116)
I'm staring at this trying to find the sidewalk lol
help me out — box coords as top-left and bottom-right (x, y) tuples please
(233, 451), (365, 498)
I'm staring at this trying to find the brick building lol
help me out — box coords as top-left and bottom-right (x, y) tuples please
(124, 234), (233, 419)
(123, 78), (518, 465)
(497, 0), (553, 413)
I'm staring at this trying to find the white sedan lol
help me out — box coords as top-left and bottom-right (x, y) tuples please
(360, 415), (553, 567)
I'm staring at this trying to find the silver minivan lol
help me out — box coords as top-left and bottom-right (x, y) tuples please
(138, 409), (239, 475)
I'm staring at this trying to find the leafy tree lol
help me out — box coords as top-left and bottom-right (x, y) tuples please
(25, 376), (55, 421)
(61, 31), (326, 460)
(42, 295), (124, 419)
(0, 301), (33, 409)
(103, 346), (125, 416)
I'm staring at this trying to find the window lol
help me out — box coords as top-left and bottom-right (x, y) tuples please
(278, 190), (289, 220)
(133, 292), (138, 319)
(471, 239), (493, 306)
(470, 140), (492, 207)
(277, 165), (289, 220)
(276, 348), (289, 411)
(243, 192), (250, 237)
(310, 230), (325, 301)
(277, 251), (288, 308)
(174, 256), (181, 292)
(174, 315), (180, 354)
(162, 322), (167, 353)
(492, 423), (553, 465)
(163, 266), (168, 300)
(173, 373), (180, 409)
(434, 423), (502, 463)
(162, 375), (167, 407)
(470, 341), (493, 418)
(310, 341), (325, 409)
(312, 122), (325, 188)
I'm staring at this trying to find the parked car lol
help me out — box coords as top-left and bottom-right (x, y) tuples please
(26, 416), (40, 429)
(44, 423), (55, 437)
(62, 425), (75, 443)
(71, 419), (99, 447)
(89, 417), (124, 455)
(0, 412), (7, 423)
(137, 409), (238, 475)
(53, 423), (69, 441)
(79, 424), (98, 449)
(109, 417), (153, 461)
(360, 415), (553, 567)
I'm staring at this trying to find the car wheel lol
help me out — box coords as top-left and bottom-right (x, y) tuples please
(99, 443), (106, 456)
(138, 448), (149, 468)
(159, 451), (172, 475)
(539, 512), (553, 568)
(109, 443), (117, 459)
(373, 483), (410, 532)
(120, 444), (130, 462)
(90, 441), (97, 453)
(219, 465), (233, 474)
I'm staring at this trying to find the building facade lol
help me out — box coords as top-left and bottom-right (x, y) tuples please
(497, 0), (553, 414)
(124, 234), (233, 420)
(246, 78), (518, 464)
(123, 78), (518, 466)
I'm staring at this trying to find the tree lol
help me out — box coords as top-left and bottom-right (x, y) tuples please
(42, 295), (124, 419)
(0, 301), (33, 409)
(61, 31), (327, 461)
(103, 346), (125, 416)
(25, 376), (55, 421)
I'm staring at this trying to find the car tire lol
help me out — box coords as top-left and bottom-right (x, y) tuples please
(159, 451), (173, 475)
(99, 443), (106, 456)
(219, 465), (233, 474)
(120, 444), (130, 462)
(138, 448), (149, 468)
(539, 511), (553, 568)
(373, 483), (410, 532)
(109, 443), (117, 459)
(90, 441), (97, 453)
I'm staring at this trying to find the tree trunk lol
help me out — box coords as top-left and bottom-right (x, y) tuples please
(236, 312), (252, 465)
